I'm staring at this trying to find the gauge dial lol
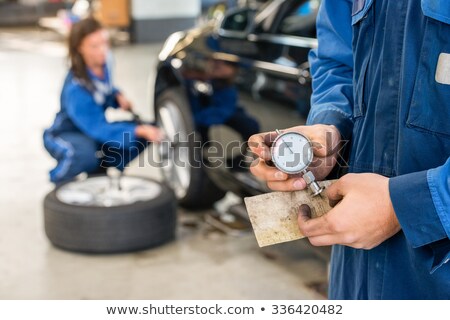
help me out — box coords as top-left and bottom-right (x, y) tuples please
(271, 131), (313, 174)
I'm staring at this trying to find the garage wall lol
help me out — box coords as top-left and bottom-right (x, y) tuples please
(130, 0), (200, 43)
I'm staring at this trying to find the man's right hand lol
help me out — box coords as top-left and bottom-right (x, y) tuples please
(248, 124), (341, 191)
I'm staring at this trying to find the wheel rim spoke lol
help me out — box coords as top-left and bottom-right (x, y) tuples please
(56, 176), (162, 206)
(156, 101), (191, 199)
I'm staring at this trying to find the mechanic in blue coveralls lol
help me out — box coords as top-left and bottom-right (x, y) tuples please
(249, 0), (450, 299)
(44, 18), (163, 184)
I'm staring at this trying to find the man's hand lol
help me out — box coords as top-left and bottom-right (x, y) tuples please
(135, 125), (164, 143)
(298, 173), (401, 249)
(248, 124), (341, 191)
(116, 93), (133, 111)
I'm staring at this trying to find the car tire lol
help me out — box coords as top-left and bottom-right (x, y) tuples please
(43, 175), (177, 254)
(155, 87), (225, 209)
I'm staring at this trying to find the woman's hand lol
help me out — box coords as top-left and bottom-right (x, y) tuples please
(248, 124), (342, 191)
(135, 125), (164, 143)
(116, 93), (133, 111)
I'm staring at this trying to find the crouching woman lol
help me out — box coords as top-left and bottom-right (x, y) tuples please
(43, 18), (161, 183)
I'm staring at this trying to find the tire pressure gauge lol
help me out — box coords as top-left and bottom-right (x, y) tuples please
(271, 129), (325, 196)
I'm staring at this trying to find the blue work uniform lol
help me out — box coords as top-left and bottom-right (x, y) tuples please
(307, 0), (450, 299)
(43, 65), (146, 184)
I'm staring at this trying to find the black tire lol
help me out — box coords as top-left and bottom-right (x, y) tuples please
(43, 177), (177, 254)
(155, 87), (225, 209)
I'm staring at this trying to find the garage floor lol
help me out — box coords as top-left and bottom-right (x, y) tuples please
(0, 28), (328, 299)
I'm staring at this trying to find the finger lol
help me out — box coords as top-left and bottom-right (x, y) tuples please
(310, 140), (329, 158)
(250, 159), (288, 181)
(297, 126), (340, 158)
(267, 177), (307, 191)
(308, 235), (340, 247)
(297, 210), (332, 237)
(248, 133), (272, 160)
(308, 226), (358, 247)
(308, 154), (338, 180)
(326, 176), (350, 206)
(310, 138), (340, 158)
(309, 154), (336, 170)
(154, 131), (164, 143)
(263, 131), (278, 148)
(328, 197), (342, 208)
(298, 204), (312, 220)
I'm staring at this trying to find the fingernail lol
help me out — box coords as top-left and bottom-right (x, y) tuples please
(293, 179), (306, 190)
(275, 171), (286, 180)
(298, 204), (312, 218)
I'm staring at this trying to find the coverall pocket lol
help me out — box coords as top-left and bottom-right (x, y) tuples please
(407, 1), (450, 138)
(351, 0), (374, 25)
(351, 0), (375, 118)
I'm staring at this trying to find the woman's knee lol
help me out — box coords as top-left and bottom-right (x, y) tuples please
(49, 133), (101, 182)
(72, 150), (101, 173)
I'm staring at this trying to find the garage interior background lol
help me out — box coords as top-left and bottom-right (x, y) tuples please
(0, 0), (329, 299)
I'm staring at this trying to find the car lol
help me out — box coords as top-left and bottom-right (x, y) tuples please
(151, 0), (320, 209)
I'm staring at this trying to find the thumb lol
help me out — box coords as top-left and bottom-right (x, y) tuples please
(326, 178), (348, 207)
(248, 132), (273, 161)
(298, 204), (312, 224)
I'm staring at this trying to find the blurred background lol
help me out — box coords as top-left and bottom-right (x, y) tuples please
(0, 0), (329, 299)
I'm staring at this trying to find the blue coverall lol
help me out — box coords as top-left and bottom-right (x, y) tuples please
(43, 65), (146, 184)
(307, 0), (450, 299)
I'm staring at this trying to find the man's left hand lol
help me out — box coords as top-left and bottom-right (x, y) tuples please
(298, 173), (401, 249)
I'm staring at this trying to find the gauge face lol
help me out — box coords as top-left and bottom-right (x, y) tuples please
(271, 131), (313, 174)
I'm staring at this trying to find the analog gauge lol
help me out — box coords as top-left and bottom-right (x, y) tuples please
(270, 130), (313, 174)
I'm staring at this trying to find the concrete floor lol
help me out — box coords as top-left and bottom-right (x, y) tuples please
(0, 28), (328, 299)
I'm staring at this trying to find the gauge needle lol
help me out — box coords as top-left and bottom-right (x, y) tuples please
(276, 129), (294, 154)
